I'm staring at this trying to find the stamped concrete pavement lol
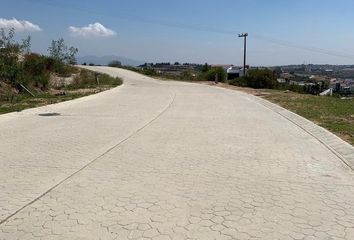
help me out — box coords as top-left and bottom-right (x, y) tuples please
(1, 66), (354, 240)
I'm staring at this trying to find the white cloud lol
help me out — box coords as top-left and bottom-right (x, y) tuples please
(68, 22), (116, 38)
(0, 18), (42, 32)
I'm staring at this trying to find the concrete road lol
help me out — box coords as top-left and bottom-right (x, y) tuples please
(1, 66), (354, 240)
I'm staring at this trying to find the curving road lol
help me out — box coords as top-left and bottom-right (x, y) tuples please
(1, 66), (354, 240)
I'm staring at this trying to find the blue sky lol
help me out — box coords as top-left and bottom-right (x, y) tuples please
(2, 0), (354, 65)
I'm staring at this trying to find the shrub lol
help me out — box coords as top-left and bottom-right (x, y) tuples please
(22, 53), (50, 89)
(108, 60), (122, 68)
(98, 74), (123, 86)
(203, 67), (226, 82)
(179, 71), (195, 81)
(0, 28), (31, 85)
(48, 38), (78, 65)
(201, 63), (211, 73)
(43, 57), (57, 72)
(141, 68), (158, 76)
(23, 54), (47, 76)
(229, 77), (248, 87)
(246, 69), (278, 89)
(67, 69), (122, 89)
(0, 58), (23, 84)
(230, 69), (277, 89)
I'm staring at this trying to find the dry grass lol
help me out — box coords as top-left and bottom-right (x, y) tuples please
(0, 69), (122, 115)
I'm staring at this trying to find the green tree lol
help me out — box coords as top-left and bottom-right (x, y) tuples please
(0, 28), (31, 54)
(0, 28), (31, 84)
(48, 38), (78, 64)
(202, 63), (211, 73)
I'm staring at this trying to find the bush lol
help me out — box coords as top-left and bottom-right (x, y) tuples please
(98, 74), (123, 86)
(22, 53), (50, 89)
(23, 54), (47, 75)
(68, 69), (122, 89)
(230, 69), (277, 89)
(140, 68), (158, 76)
(179, 71), (196, 81)
(0, 58), (23, 84)
(108, 60), (122, 68)
(48, 38), (78, 65)
(229, 77), (248, 87)
(201, 63), (211, 73)
(203, 67), (226, 82)
(246, 69), (278, 89)
(0, 28), (31, 85)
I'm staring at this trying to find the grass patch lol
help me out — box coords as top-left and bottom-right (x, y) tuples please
(260, 90), (354, 145)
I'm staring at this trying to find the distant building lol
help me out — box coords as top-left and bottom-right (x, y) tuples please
(226, 66), (239, 79)
(280, 73), (295, 81)
(226, 66), (248, 79)
(277, 78), (287, 83)
(329, 78), (354, 94)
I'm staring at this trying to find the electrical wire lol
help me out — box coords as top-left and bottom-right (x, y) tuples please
(251, 34), (354, 60)
(21, 0), (354, 61)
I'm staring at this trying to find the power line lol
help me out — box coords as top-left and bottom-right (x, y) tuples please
(25, 0), (238, 35)
(22, 0), (354, 61)
(251, 34), (354, 60)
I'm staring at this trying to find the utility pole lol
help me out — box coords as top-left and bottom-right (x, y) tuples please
(238, 33), (248, 77)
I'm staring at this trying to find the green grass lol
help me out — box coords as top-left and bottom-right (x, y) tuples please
(261, 90), (354, 145)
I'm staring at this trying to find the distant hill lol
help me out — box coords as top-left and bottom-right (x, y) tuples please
(77, 55), (144, 67)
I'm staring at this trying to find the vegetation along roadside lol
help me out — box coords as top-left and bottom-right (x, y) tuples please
(0, 28), (122, 115)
